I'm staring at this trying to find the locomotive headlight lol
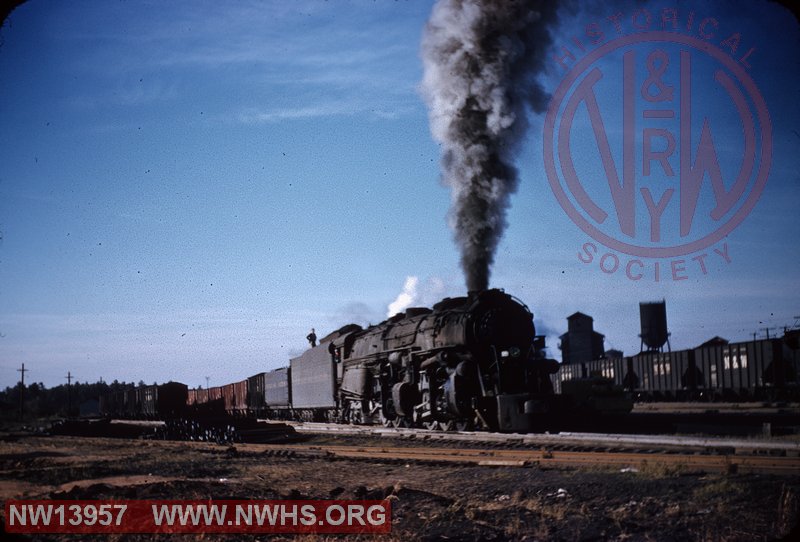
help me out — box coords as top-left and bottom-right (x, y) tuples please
(500, 347), (521, 358)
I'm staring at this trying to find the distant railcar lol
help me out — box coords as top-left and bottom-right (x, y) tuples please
(630, 350), (689, 400)
(550, 357), (632, 414)
(140, 382), (188, 418)
(208, 386), (223, 403)
(246, 372), (266, 413)
(227, 380), (248, 415)
(98, 389), (129, 418)
(694, 338), (798, 400)
(555, 336), (800, 402)
(246, 368), (291, 418)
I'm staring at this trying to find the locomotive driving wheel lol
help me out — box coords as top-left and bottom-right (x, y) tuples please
(393, 417), (410, 428)
(364, 399), (381, 425)
(438, 420), (456, 432)
(379, 396), (397, 427)
(454, 419), (474, 432)
(417, 390), (438, 430)
(379, 406), (397, 427)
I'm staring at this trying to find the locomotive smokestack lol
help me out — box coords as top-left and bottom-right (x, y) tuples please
(421, 0), (559, 291)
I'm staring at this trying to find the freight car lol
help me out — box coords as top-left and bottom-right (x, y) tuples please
(246, 368), (292, 418)
(98, 382), (188, 419)
(553, 335), (799, 402)
(552, 357), (633, 414)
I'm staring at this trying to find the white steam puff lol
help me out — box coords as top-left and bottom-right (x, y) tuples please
(387, 276), (420, 317)
(387, 276), (448, 317)
(421, 0), (559, 291)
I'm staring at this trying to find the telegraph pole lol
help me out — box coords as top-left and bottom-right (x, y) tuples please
(17, 363), (28, 420)
(66, 372), (73, 418)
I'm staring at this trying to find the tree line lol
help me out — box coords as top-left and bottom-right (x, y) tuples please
(0, 379), (141, 419)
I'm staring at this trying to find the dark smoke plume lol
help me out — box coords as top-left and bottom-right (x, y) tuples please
(421, 0), (560, 291)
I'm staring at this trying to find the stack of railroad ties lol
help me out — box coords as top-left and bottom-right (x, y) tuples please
(152, 417), (299, 445)
(49, 417), (299, 445)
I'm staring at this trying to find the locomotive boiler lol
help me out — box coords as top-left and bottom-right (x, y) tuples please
(314, 289), (559, 432)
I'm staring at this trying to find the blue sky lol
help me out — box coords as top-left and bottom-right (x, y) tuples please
(1, 0), (798, 389)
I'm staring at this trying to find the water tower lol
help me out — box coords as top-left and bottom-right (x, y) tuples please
(639, 300), (671, 353)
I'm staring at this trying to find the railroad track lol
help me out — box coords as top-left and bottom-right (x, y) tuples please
(284, 421), (800, 454)
(267, 421), (800, 475)
(249, 442), (800, 475)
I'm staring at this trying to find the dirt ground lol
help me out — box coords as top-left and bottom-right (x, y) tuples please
(0, 431), (798, 541)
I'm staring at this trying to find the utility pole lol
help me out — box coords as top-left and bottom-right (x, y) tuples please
(66, 372), (73, 418)
(17, 363), (28, 420)
(205, 376), (210, 389)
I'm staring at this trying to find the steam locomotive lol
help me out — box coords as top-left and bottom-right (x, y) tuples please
(307, 288), (561, 432)
(103, 289), (628, 432)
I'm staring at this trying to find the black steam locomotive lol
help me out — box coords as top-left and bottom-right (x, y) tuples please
(308, 288), (560, 432)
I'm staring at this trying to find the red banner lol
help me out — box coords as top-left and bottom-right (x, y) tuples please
(4, 499), (391, 534)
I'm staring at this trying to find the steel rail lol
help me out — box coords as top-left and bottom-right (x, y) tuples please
(283, 421), (800, 455)
(250, 443), (800, 475)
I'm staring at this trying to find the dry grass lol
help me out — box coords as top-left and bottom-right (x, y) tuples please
(776, 484), (799, 537)
(692, 477), (746, 501)
(634, 459), (691, 478)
